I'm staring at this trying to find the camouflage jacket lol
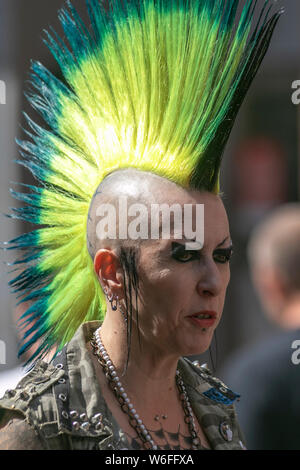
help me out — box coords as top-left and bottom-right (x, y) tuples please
(0, 321), (246, 450)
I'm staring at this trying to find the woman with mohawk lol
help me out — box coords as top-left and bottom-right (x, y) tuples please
(0, 0), (281, 450)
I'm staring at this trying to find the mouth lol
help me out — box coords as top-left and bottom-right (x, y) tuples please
(187, 311), (218, 328)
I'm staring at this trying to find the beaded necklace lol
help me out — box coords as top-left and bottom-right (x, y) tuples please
(91, 327), (202, 450)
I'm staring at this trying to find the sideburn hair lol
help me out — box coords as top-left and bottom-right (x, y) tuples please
(119, 245), (141, 373)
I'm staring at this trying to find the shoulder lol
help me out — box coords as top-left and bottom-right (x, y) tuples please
(179, 358), (246, 450)
(0, 413), (45, 450)
(0, 358), (64, 417)
(180, 357), (241, 406)
(234, 331), (298, 368)
(220, 331), (300, 389)
(1, 343), (117, 450)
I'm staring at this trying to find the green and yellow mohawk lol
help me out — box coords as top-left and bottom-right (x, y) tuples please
(7, 0), (281, 363)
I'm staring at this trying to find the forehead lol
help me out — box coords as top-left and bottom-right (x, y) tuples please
(142, 189), (230, 252)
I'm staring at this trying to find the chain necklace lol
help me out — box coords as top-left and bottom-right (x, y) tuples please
(91, 327), (202, 450)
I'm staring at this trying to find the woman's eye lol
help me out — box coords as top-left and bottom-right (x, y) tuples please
(213, 248), (233, 264)
(171, 243), (233, 264)
(176, 251), (194, 262)
(171, 242), (198, 263)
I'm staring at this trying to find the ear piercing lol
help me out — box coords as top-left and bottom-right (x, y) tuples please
(107, 292), (118, 311)
(103, 287), (127, 323)
(154, 414), (168, 421)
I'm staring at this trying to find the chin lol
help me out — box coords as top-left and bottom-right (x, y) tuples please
(182, 333), (214, 357)
(173, 325), (215, 357)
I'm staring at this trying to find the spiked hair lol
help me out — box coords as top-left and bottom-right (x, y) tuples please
(7, 0), (281, 363)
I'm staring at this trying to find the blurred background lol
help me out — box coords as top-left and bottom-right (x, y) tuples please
(0, 0), (299, 428)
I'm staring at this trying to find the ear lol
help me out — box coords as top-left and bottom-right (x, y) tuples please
(94, 249), (124, 298)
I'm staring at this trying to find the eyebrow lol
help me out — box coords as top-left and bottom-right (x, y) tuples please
(178, 235), (231, 246)
(216, 236), (231, 248)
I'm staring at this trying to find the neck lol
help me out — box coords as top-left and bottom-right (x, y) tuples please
(99, 314), (180, 409)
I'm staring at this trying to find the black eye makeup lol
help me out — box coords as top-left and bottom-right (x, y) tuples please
(212, 246), (233, 264)
(171, 242), (233, 264)
(171, 242), (199, 263)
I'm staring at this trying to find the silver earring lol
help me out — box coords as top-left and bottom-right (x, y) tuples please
(104, 288), (113, 304)
(111, 294), (118, 311)
(104, 289), (118, 311)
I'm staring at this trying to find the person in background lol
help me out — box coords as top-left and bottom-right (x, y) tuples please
(220, 203), (300, 450)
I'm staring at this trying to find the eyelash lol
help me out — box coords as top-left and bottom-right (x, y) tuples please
(171, 242), (233, 264)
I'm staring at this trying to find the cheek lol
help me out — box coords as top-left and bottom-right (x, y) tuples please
(144, 268), (180, 294)
(224, 265), (231, 289)
(139, 266), (189, 309)
(219, 266), (231, 303)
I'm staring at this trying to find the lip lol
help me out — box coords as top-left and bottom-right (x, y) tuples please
(187, 310), (218, 328)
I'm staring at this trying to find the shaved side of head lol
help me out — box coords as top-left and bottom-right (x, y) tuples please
(86, 168), (184, 260)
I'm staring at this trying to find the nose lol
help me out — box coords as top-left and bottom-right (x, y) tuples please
(196, 258), (223, 297)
